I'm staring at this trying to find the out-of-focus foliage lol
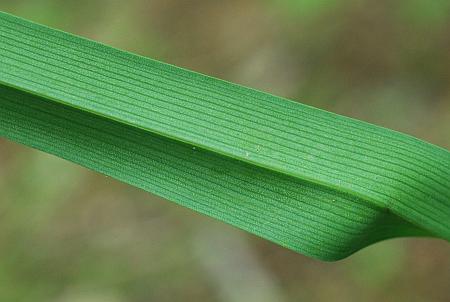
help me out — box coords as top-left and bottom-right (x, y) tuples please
(0, 0), (449, 301)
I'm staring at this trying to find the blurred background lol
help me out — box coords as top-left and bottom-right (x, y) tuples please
(0, 0), (449, 301)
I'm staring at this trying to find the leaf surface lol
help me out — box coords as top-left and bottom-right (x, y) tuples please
(0, 12), (448, 260)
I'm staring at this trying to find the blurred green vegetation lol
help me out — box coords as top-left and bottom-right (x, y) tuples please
(0, 0), (449, 301)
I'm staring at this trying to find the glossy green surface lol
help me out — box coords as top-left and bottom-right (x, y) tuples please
(0, 12), (449, 260)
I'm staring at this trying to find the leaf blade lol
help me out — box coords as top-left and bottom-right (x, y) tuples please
(0, 11), (448, 260)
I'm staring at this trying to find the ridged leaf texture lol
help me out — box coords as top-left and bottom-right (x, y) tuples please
(0, 12), (449, 261)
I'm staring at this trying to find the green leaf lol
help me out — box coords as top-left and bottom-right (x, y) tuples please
(0, 11), (448, 261)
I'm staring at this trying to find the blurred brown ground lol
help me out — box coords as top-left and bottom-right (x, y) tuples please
(0, 0), (449, 301)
